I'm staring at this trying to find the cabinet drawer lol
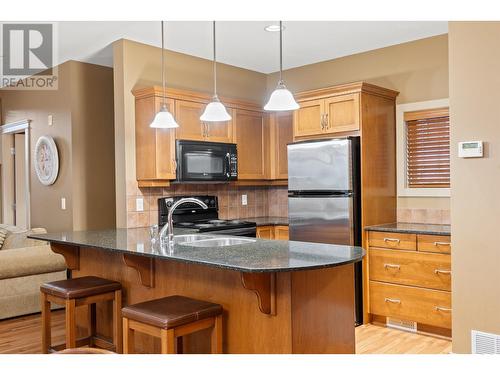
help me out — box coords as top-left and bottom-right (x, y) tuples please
(368, 231), (416, 250)
(369, 281), (451, 329)
(418, 235), (451, 254)
(369, 248), (451, 291)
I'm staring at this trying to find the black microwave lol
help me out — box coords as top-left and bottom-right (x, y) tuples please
(175, 140), (238, 182)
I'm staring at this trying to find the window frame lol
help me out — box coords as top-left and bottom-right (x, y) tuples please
(397, 99), (451, 197)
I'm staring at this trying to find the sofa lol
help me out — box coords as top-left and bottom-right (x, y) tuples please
(0, 224), (67, 320)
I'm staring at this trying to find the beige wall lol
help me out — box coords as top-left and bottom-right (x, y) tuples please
(0, 61), (115, 232)
(113, 39), (268, 227)
(267, 34), (450, 220)
(449, 22), (500, 353)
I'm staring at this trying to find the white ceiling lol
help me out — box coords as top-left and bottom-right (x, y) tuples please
(56, 21), (448, 74)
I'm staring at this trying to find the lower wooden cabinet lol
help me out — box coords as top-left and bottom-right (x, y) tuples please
(256, 225), (289, 240)
(366, 230), (452, 333)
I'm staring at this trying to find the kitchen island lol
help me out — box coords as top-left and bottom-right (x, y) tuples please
(30, 228), (364, 354)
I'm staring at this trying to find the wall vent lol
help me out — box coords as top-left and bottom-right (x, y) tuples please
(472, 330), (500, 354)
(386, 317), (417, 333)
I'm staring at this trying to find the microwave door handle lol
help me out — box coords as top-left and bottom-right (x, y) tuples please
(225, 152), (231, 179)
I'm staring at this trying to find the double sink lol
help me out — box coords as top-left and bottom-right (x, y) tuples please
(174, 234), (256, 248)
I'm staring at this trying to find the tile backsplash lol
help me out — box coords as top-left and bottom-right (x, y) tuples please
(397, 208), (450, 225)
(125, 181), (288, 228)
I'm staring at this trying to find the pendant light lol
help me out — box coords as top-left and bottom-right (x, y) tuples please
(264, 21), (299, 111)
(150, 21), (179, 128)
(200, 21), (232, 122)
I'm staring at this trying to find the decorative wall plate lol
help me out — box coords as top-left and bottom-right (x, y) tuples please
(34, 135), (59, 186)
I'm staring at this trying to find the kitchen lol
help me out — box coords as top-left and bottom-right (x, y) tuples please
(0, 11), (499, 368)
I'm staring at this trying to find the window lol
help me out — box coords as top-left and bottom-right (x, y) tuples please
(396, 99), (450, 197)
(404, 108), (450, 188)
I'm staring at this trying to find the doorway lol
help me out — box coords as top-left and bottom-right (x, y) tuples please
(1, 120), (30, 229)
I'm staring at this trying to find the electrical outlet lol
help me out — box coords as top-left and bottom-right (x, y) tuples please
(61, 197), (66, 210)
(241, 194), (248, 206)
(136, 197), (144, 212)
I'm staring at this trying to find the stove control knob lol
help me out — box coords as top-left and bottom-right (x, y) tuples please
(166, 200), (173, 207)
(210, 199), (215, 205)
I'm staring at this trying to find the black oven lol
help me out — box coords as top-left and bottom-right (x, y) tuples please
(175, 140), (237, 182)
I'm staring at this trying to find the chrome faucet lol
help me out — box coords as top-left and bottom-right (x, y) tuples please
(159, 198), (208, 247)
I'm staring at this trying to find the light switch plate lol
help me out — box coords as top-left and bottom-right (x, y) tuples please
(48, 115), (53, 126)
(241, 194), (247, 206)
(61, 197), (66, 210)
(136, 198), (144, 212)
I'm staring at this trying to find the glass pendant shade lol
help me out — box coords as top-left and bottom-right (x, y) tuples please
(150, 105), (179, 128)
(200, 96), (232, 122)
(264, 81), (299, 111)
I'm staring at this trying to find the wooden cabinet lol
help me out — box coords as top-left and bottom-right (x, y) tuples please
(134, 94), (176, 187)
(175, 100), (233, 143)
(256, 225), (289, 240)
(293, 93), (360, 139)
(366, 230), (452, 333)
(233, 109), (267, 180)
(269, 112), (293, 180)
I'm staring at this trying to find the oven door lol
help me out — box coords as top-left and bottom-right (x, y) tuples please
(176, 140), (236, 182)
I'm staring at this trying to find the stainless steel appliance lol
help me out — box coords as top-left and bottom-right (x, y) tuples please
(158, 195), (256, 237)
(288, 137), (363, 325)
(176, 140), (238, 183)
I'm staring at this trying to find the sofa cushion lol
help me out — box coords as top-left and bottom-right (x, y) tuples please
(0, 245), (66, 280)
(0, 228), (8, 250)
(2, 228), (48, 250)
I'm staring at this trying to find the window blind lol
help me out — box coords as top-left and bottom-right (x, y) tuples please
(404, 108), (450, 188)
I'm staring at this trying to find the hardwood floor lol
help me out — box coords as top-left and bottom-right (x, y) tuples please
(356, 324), (452, 354)
(0, 311), (451, 354)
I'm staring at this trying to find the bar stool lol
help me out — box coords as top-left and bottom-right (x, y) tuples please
(40, 276), (122, 353)
(122, 295), (223, 354)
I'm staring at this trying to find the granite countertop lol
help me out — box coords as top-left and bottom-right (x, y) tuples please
(364, 222), (451, 236)
(29, 227), (364, 273)
(245, 217), (289, 226)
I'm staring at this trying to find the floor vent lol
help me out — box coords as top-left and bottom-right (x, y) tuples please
(472, 330), (500, 354)
(386, 317), (417, 333)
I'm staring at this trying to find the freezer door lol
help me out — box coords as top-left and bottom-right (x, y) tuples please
(288, 195), (354, 245)
(288, 138), (353, 191)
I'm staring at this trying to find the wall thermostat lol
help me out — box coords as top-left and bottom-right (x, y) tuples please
(458, 141), (483, 158)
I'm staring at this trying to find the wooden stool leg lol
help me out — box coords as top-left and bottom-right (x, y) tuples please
(88, 303), (96, 347)
(113, 290), (123, 353)
(210, 315), (223, 354)
(40, 292), (51, 354)
(123, 317), (134, 354)
(160, 329), (176, 354)
(65, 299), (77, 349)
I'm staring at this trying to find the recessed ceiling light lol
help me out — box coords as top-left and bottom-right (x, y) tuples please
(265, 24), (285, 32)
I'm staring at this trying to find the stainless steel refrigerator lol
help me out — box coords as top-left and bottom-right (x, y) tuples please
(288, 137), (363, 325)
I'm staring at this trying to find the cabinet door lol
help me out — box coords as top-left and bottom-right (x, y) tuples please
(206, 108), (234, 143)
(271, 112), (293, 179)
(274, 226), (289, 240)
(324, 93), (360, 133)
(257, 226), (274, 239)
(135, 96), (176, 184)
(174, 100), (206, 141)
(233, 109), (266, 179)
(293, 99), (324, 137)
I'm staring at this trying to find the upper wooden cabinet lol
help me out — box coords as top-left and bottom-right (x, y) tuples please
(134, 93), (176, 187)
(269, 111), (293, 180)
(293, 82), (397, 141)
(233, 109), (267, 180)
(175, 99), (233, 143)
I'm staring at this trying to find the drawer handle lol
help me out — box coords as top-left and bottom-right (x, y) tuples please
(383, 238), (401, 243)
(434, 269), (451, 275)
(384, 263), (401, 270)
(435, 306), (452, 312)
(384, 298), (401, 304)
(434, 241), (450, 246)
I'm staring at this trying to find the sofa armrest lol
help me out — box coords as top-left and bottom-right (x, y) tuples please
(0, 245), (67, 280)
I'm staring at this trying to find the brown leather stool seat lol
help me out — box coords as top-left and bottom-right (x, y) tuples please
(122, 295), (223, 354)
(40, 276), (122, 354)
